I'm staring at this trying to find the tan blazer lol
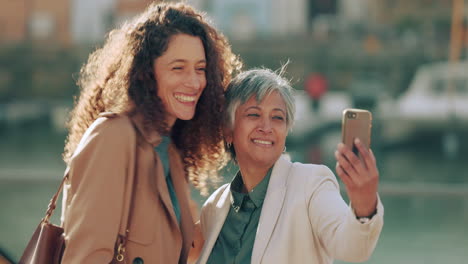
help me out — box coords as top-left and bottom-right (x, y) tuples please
(197, 155), (384, 264)
(60, 113), (194, 264)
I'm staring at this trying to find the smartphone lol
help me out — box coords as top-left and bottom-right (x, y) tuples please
(341, 108), (372, 156)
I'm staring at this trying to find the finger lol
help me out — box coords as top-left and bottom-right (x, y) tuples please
(335, 149), (358, 178)
(338, 142), (366, 178)
(358, 143), (378, 178)
(370, 149), (377, 163)
(367, 149), (379, 179)
(335, 162), (353, 187)
(354, 138), (372, 171)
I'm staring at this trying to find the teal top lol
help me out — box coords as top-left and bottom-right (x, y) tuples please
(154, 136), (181, 223)
(206, 168), (273, 264)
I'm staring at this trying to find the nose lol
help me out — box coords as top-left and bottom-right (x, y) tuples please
(257, 117), (273, 134)
(184, 70), (203, 91)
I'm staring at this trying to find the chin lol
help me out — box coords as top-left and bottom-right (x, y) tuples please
(176, 112), (195, 121)
(251, 155), (280, 168)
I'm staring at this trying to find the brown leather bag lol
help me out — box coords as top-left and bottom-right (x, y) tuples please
(18, 174), (67, 264)
(20, 158), (137, 264)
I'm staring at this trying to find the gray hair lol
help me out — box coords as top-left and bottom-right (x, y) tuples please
(224, 68), (296, 160)
(225, 68), (296, 131)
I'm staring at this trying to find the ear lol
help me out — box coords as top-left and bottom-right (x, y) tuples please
(223, 126), (233, 144)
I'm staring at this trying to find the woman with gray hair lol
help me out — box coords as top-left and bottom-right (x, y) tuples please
(194, 68), (384, 264)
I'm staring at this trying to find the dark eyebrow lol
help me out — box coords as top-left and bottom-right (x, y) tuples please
(168, 59), (206, 65)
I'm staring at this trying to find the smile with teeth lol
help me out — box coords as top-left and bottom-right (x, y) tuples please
(174, 93), (197, 103)
(252, 139), (273, 146)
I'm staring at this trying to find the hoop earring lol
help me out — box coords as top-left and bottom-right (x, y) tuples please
(227, 142), (232, 148)
(283, 146), (287, 153)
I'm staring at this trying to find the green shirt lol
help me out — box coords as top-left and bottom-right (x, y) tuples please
(154, 136), (181, 223)
(207, 168), (273, 264)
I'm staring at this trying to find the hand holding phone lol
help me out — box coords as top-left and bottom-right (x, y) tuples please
(336, 108), (378, 218)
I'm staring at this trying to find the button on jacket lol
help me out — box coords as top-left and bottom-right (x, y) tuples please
(61, 113), (194, 263)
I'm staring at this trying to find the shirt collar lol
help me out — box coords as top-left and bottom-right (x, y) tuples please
(155, 135), (171, 151)
(154, 136), (171, 179)
(230, 167), (273, 208)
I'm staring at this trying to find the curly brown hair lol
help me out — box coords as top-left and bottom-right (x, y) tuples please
(64, 2), (242, 195)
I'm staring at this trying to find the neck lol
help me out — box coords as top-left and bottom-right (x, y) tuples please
(166, 116), (176, 130)
(237, 160), (272, 193)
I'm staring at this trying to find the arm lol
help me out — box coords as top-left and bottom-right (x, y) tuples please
(334, 138), (379, 217)
(61, 117), (135, 263)
(190, 184), (229, 264)
(188, 220), (205, 264)
(307, 166), (384, 262)
(188, 196), (204, 264)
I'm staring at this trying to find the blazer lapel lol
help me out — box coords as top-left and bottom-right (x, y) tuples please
(198, 185), (231, 264)
(169, 144), (194, 262)
(251, 155), (292, 264)
(129, 114), (181, 232)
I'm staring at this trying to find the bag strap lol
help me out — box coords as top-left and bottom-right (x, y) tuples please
(114, 168), (138, 262)
(43, 167), (70, 224)
(114, 120), (141, 262)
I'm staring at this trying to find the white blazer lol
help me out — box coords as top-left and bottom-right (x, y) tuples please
(197, 155), (384, 264)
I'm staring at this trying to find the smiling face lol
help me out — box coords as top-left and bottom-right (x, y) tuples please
(154, 33), (207, 127)
(228, 91), (289, 170)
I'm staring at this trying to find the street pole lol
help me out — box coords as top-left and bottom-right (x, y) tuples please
(444, 0), (464, 158)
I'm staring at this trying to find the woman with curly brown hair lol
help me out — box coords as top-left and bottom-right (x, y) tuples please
(59, 2), (241, 263)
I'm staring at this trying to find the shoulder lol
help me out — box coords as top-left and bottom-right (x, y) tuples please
(200, 183), (229, 221)
(67, 113), (137, 190)
(72, 113), (136, 158)
(202, 183), (230, 209)
(94, 112), (134, 134)
(199, 183), (230, 236)
(291, 162), (334, 178)
(84, 113), (135, 141)
(289, 161), (339, 191)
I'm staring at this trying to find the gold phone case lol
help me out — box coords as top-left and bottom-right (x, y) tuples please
(341, 108), (372, 153)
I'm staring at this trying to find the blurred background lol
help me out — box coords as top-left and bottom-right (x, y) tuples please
(1, 0), (467, 263)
